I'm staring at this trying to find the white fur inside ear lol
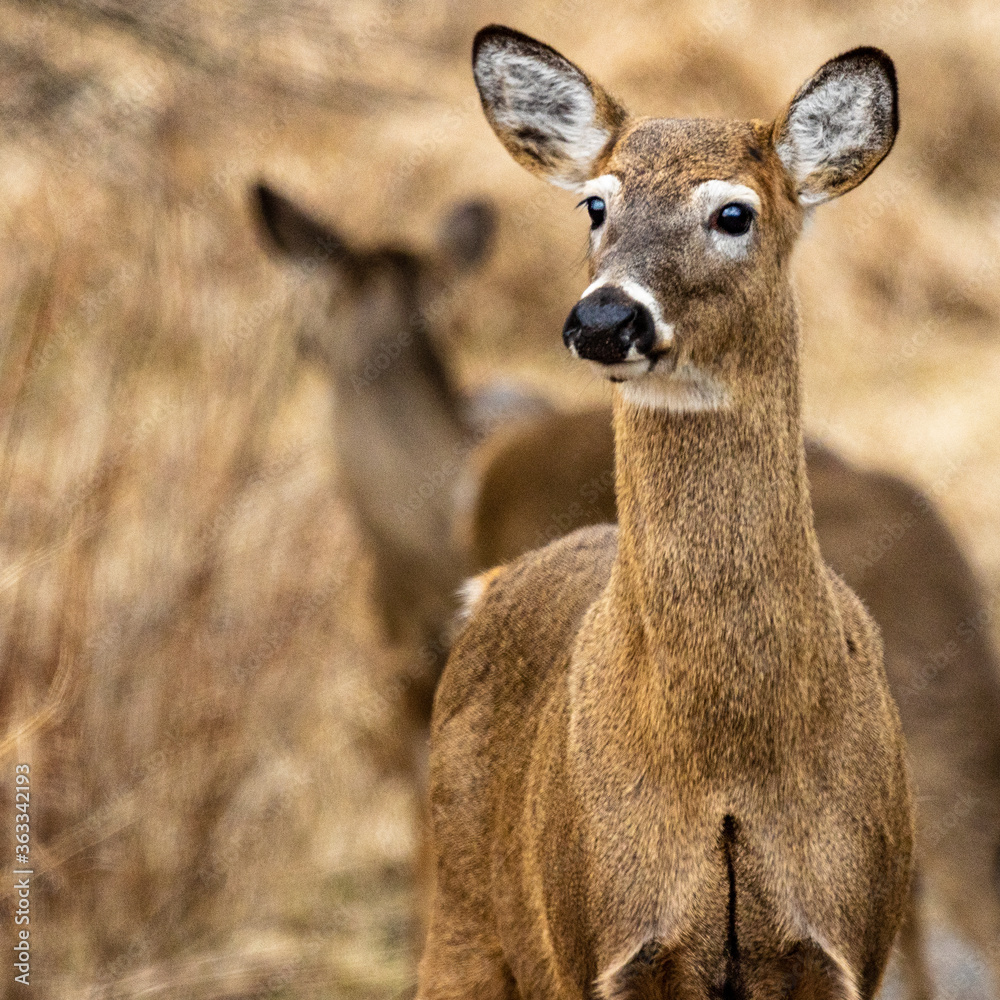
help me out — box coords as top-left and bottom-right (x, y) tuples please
(475, 45), (610, 189)
(777, 71), (892, 205)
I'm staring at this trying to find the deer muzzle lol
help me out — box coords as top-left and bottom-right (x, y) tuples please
(562, 284), (658, 367)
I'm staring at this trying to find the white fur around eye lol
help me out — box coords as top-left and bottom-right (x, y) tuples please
(579, 174), (621, 249)
(691, 180), (761, 260)
(580, 174), (622, 203)
(693, 180), (761, 216)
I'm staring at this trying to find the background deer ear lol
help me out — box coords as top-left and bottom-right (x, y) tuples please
(252, 183), (353, 267)
(773, 47), (898, 206)
(435, 198), (497, 273)
(472, 25), (628, 190)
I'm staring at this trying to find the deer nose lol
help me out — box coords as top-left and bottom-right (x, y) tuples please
(562, 286), (656, 364)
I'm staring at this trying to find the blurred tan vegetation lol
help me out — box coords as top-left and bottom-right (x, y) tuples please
(0, 0), (999, 996)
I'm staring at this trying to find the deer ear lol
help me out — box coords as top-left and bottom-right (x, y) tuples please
(472, 25), (628, 190)
(436, 198), (497, 273)
(773, 47), (898, 206)
(252, 183), (353, 267)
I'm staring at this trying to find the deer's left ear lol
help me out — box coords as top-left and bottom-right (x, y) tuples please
(253, 183), (353, 268)
(473, 25), (628, 190)
(773, 47), (898, 206)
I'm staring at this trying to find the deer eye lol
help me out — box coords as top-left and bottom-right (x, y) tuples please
(577, 196), (606, 230)
(713, 202), (754, 236)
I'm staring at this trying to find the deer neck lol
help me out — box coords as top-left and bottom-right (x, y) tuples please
(609, 312), (825, 670)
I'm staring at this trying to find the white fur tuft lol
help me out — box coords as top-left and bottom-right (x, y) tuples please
(456, 574), (489, 623)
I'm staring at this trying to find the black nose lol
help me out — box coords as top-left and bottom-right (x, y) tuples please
(562, 286), (655, 364)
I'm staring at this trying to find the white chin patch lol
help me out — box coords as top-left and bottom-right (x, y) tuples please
(588, 357), (653, 382)
(618, 361), (730, 413)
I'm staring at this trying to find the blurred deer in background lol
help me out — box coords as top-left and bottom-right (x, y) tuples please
(253, 183), (497, 753)
(807, 448), (1000, 994)
(417, 29), (914, 999)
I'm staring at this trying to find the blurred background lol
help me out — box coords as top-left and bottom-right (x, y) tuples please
(0, 0), (999, 996)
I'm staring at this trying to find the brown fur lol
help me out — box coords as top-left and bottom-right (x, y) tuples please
(417, 31), (913, 999)
(471, 404), (1000, 992)
(470, 405), (1000, 931)
(248, 185), (972, 992)
(250, 179), (997, 987)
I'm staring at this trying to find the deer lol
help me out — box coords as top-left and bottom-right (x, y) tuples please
(248, 118), (997, 1000)
(252, 182), (498, 761)
(417, 27), (914, 999)
(807, 446), (1000, 993)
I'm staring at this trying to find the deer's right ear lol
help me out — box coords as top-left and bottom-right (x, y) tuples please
(472, 25), (628, 190)
(436, 199), (497, 273)
(252, 184), (352, 267)
(773, 48), (898, 206)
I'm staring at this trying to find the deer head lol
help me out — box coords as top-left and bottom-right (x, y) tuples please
(254, 183), (495, 389)
(473, 26), (897, 414)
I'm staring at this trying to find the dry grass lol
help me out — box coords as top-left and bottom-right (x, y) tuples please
(0, 0), (999, 996)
